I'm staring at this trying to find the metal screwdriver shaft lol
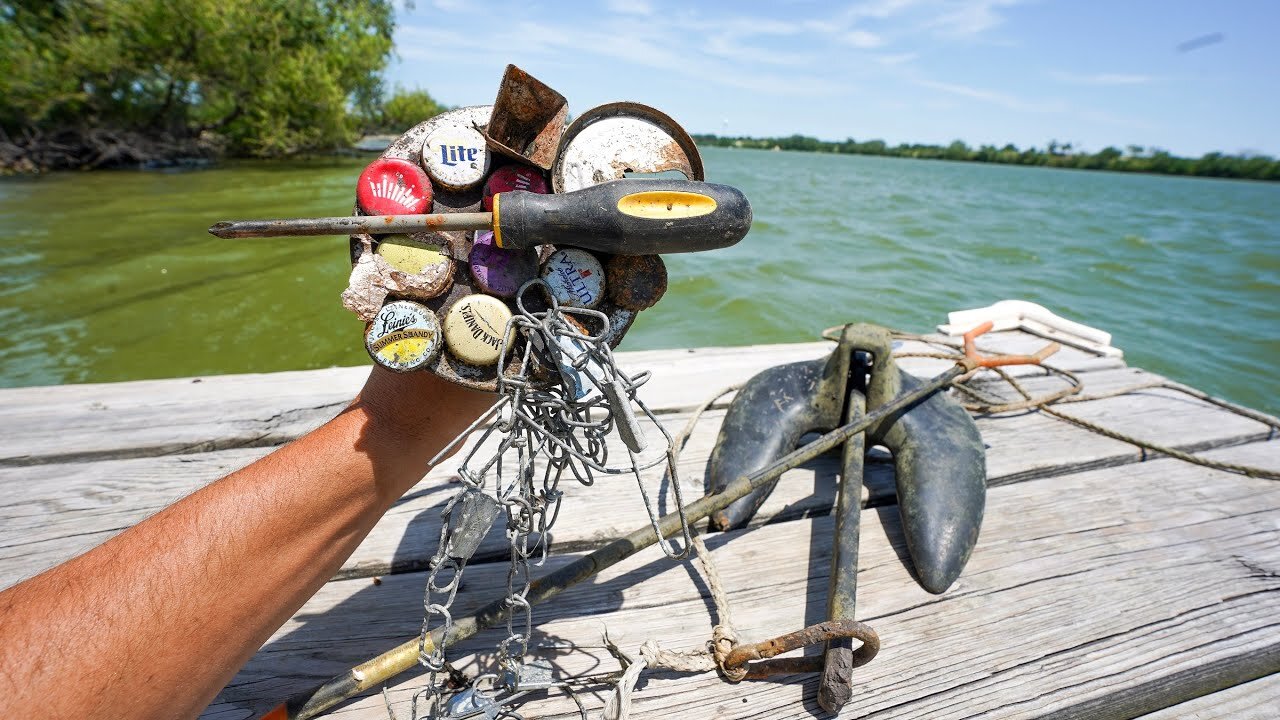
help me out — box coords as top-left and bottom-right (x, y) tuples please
(208, 212), (492, 238)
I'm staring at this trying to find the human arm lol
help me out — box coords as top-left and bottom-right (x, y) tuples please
(0, 367), (493, 719)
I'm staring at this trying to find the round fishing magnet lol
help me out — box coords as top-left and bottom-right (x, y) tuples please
(541, 248), (605, 309)
(443, 294), (514, 366)
(605, 254), (668, 311)
(421, 124), (491, 191)
(482, 165), (549, 211)
(469, 231), (538, 298)
(365, 300), (443, 372)
(357, 158), (433, 216)
(375, 234), (453, 276)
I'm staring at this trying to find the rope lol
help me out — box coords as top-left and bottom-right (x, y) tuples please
(894, 338), (1280, 481)
(602, 387), (746, 719)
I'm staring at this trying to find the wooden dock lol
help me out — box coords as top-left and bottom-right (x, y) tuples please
(2, 329), (1278, 718)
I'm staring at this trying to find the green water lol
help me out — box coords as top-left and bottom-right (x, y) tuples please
(1, 148), (1276, 415)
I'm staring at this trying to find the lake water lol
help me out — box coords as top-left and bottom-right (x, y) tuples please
(1, 147), (1276, 415)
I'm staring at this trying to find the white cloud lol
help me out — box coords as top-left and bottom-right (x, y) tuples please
(928, 0), (1022, 38)
(913, 77), (1063, 113)
(1051, 71), (1153, 86)
(844, 30), (886, 48)
(605, 0), (654, 16)
(876, 52), (918, 66)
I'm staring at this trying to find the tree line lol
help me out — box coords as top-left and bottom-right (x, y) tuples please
(692, 134), (1280, 182)
(0, 0), (445, 172)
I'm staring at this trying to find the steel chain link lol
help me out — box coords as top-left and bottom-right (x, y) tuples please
(401, 280), (692, 720)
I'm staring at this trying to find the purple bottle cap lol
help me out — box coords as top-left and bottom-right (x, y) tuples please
(469, 230), (538, 298)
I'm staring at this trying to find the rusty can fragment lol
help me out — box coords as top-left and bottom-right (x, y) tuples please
(551, 102), (704, 194)
(482, 64), (569, 171)
(605, 254), (667, 311)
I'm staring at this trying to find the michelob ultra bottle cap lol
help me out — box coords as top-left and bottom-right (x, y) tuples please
(482, 164), (549, 211)
(541, 248), (605, 308)
(444, 294), (514, 366)
(469, 231), (538, 298)
(357, 158), (433, 216)
(365, 300), (443, 372)
(422, 124), (491, 191)
(375, 234), (453, 276)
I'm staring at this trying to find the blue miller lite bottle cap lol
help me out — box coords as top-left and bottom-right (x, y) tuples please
(541, 248), (605, 309)
(421, 124), (491, 191)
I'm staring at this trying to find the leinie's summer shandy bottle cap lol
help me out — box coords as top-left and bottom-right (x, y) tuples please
(365, 300), (443, 372)
(357, 159), (433, 216)
(421, 124), (491, 191)
(541, 248), (605, 308)
(469, 231), (538, 298)
(375, 234), (453, 276)
(482, 165), (549, 211)
(443, 294), (515, 366)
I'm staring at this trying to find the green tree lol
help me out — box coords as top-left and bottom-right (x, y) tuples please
(376, 88), (448, 134)
(0, 0), (395, 158)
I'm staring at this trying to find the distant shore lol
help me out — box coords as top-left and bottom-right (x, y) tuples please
(693, 134), (1280, 183)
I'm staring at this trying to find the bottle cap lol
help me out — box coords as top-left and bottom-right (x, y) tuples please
(421, 124), (491, 191)
(375, 234), (453, 276)
(482, 165), (549, 211)
(365, 300), (443, 372)
(356, 158), (433, 216)
(541, 248), (605, 308)
(444, 294), (514, 366)
(469, 231), (538, 298)
(606, 254), (668, 310)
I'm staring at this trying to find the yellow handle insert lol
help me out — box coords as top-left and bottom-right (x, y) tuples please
(616, 191), (717, 220)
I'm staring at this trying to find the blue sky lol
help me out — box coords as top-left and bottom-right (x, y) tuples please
(388, 1), (1279, 157)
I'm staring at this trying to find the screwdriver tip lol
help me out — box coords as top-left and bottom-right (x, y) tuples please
(208, 221), (234, 239)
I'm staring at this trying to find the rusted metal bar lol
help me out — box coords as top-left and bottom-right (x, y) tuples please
(819, 363), (868, 713)
(260, 363), (968, 719)
(722, 619), (879, 680)
(207, 212), (493, 239)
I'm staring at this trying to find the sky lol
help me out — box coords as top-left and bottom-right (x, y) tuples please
(387, 0), (1280, 157)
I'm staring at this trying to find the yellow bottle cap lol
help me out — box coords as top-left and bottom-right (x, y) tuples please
(444, 294), (515, 366)
(375, 234), (452, 276)
(365, 300), (443, 372)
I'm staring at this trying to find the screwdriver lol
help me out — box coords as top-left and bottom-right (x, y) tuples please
(209, 178), (752, 256)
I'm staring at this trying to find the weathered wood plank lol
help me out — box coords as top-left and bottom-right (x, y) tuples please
(1136, 673), (1280, 719)
(2, 367), (1269, 590)
(203, 442), (1280, 719)
(0, 331), (1117, 467)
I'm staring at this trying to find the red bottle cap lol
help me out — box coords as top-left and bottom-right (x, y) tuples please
(483, 165), (549, 211)
(356, 158), (433, 216)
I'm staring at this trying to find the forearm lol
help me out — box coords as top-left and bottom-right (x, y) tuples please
(0, 368), (492, 719)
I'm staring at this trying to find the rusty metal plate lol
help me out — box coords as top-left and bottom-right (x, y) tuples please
(349, 105), (637, 393)
(482, 64), (568, 171)
(551, 102), (704, 194)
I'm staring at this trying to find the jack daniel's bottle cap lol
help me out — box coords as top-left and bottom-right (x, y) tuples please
(443, 294), (514, 366)
(365, 300), (443, 372)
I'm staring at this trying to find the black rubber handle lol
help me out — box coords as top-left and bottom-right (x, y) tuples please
(494, 179), (752, 254)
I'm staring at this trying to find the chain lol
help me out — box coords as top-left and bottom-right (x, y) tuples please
(401, 280), (692, 720)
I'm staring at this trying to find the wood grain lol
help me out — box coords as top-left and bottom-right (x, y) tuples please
(203, 441), (1280, 719)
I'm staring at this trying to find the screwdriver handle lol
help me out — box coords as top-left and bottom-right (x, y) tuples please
(493, 179), (752, 255)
